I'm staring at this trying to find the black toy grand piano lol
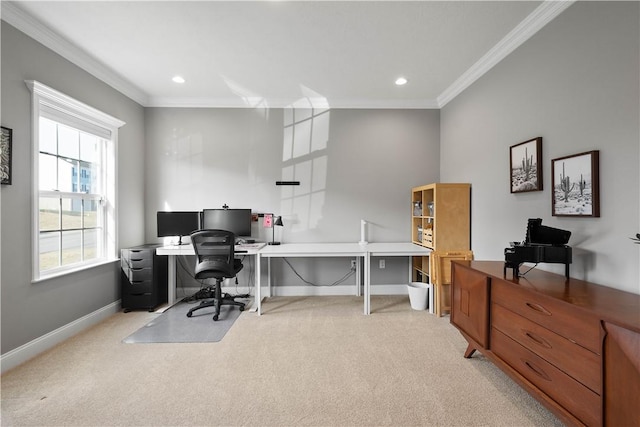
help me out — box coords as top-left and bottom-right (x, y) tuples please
(504, 218), (572, 279)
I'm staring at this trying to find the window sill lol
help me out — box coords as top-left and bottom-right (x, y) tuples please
(32, 258), (119, 284)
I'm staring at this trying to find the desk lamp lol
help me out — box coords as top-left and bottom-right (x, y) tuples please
(269, 216), (284, 245)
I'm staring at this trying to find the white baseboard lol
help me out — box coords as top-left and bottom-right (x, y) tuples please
(1, 300), (121, 374)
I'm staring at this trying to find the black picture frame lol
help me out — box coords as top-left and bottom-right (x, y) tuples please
(1, 126), (12, 185)
(510, 137), (542, 193)
(551, 150), (600, 217)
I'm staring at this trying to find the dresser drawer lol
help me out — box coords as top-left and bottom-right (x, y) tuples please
(492, 278), (601, 354)
(492, 303), (601, 394)
(492, 329), (601, 427)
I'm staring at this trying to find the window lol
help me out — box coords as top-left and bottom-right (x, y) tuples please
(26, 81), (125, 281)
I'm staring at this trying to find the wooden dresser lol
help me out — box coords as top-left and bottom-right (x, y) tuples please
(450, 260), (640, 427)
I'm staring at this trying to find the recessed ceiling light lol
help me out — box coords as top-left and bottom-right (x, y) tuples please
(172, 76), (185, 84)
(395, 77), (408, 86)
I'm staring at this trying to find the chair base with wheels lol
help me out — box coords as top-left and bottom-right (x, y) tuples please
(186, 278), (245, 321)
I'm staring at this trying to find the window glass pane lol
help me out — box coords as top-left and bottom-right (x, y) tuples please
(83, 229), (98, 261)
(39, 153), (58, 191)
(80, 133), (98, 163)
(61, 230), (82, 266)
(57, 158), (77, 192)
(84, 199), (98, 228)
(39, 231), (60, 271)
(78, 161), (97, 193)
(39, 117), (57, 155)
(58, 124), (79, 159)
(61, 198), (82, 230)
(39, 197), (60, 231)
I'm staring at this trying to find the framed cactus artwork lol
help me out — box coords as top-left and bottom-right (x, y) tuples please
(510, 137), (542, 193)
(1, 126), (12, 185)
(551, 150), (600, 217)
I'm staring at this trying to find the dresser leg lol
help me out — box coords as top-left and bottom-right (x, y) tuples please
(464, 343), (477, 358)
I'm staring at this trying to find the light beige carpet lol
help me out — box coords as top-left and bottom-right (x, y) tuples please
(1, 296), (563, 426)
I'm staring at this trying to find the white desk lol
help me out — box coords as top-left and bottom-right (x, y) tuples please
(364, 243), (432, 315)
(156, 243), (265, 308)
(157, 241), (431, 316)
(257, 243), (369, 315)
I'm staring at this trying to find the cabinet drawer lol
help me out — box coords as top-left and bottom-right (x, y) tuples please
(122, 292), (156, 310)
(122, 248), (154, 261)
(492, 329), (601, 427)
(492, 303), (601, 394)
(122, 278), (153, 293)
(451, 263), (490, 349)
(126, 257), (153, 269)
(124, 267), (152, 283)
(492, 278), (601, 353)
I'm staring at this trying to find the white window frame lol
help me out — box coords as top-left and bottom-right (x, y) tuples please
(26, 80), (125, 281)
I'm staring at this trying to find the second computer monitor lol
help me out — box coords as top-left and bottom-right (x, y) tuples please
(201, 209), (252, 238)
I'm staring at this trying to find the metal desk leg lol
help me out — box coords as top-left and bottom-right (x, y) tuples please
(167, 254), (177, 306)
(267, 257), (272, 297)
(355, 258), (361, 296)
(255, 253), (261, 315)
(364, 253), (371, 315)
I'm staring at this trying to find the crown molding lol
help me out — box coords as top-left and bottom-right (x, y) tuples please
(146, 96), (440, 109)
(1, 1), (149, 106)
(437, 0), (575, 108)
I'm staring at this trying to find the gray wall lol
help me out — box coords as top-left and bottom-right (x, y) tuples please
(1, 23), (146, 353)
(144, 108), (440, 291)
(441, 1), (640, 293)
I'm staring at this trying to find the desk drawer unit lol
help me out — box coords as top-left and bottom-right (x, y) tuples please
(120, 244), (168, 312)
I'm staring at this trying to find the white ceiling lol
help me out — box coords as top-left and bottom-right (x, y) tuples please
(3, 1), (574, 108)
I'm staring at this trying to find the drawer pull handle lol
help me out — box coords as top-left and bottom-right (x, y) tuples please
(524, 330), (552, 349)
(131, 259), (143, 262)
(524, 360), (551, 381)
(525, 302), (552, 316)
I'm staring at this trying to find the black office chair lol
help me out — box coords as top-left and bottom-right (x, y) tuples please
(186, 229), (245, 321)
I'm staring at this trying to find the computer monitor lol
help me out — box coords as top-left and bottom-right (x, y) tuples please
(201, 209), (252, 238)
(157, 211), (200, 245)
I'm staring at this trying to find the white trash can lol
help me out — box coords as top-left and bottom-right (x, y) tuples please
(407, 282), (430, 310)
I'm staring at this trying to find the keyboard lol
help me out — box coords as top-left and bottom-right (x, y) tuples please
(234, 242), (266, 253)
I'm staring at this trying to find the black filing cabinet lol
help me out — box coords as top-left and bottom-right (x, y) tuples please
(120, 244), (168, 312)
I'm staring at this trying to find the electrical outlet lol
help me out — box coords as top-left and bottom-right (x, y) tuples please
(351, 260), (357, 269)
(379, 259), (385, 269)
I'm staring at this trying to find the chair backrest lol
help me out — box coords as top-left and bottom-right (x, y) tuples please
(190, 229), (240, 280)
